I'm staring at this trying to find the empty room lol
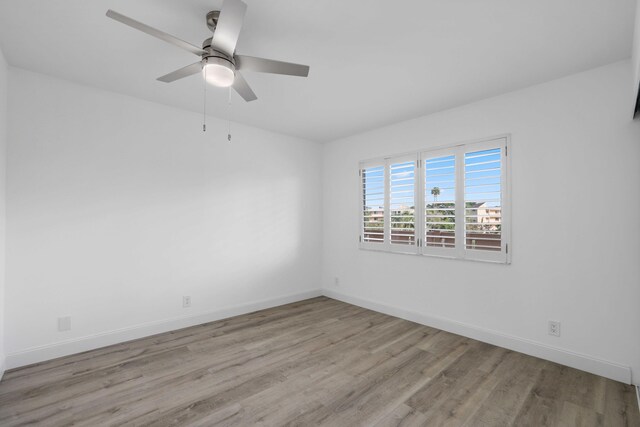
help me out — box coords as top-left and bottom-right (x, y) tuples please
(0, 0), (639, 426)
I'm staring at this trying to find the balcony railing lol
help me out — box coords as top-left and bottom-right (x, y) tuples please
(363, 228), (501, 251)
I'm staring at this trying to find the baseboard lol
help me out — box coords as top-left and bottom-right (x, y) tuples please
(5, 289), (323, 370)
(322, 289), (633, 385)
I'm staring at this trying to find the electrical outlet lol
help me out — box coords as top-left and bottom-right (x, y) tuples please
(334, 277), (340, 287)
(548, 320), (561, 337)
(58, 316), (71, 332)
(183, 296), (191, 308)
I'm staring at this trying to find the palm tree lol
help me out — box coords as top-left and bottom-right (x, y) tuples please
(431, 187), (440, 203)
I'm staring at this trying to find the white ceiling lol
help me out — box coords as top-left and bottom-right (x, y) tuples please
(0, 0), (636, 142)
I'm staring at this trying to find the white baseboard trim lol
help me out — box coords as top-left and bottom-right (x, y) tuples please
(5, 289), (322, 370)
(322, 289), (633, 385)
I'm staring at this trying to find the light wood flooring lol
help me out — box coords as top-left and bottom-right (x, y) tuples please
(0, 297), (638, 426)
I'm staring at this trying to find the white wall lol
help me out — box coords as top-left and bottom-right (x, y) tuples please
(4, 57), (639, 386)
(5, 69), (322, 367)
(0, 47), (8, 377)
(322, 60), (640, 384)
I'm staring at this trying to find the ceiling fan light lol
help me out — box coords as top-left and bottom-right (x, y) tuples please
(203, 57), (235, 87)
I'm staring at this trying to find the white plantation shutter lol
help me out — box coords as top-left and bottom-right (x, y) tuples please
(423, 151), (457, 257)
(389, 157), (417, 252)
(360, 162), (385, 248)
(463, 139), (509, 263)
(359, 135), (509, 263)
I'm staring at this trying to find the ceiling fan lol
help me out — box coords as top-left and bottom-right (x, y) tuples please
(106, 0), (310, 102)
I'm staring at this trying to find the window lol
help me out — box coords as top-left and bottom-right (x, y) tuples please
(424, 151), (456, 257)
(359, 136), (510, 263)
(361, 163), (385, 245)
(389, 157), (417, 251)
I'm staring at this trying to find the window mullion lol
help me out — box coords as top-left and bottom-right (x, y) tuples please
(455, 146), (465, 259)
(383, 158), (391, 251)
(502, 140), (510, 262)
(415, 154), (424, 253)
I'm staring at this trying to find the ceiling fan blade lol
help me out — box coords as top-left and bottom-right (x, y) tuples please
(157, 62), (203, 83)
(210, 0), (247, 55)
(232, 72), (257, 102)
(235, 55), (309, 77)
(106, 10), (206, 56)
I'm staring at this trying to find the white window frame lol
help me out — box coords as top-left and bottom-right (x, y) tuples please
(358, 135), (511, 264)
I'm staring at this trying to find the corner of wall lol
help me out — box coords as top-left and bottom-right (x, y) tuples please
(0, 46), (9, 381)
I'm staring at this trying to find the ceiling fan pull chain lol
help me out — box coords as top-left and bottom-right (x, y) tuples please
(203, 66), (207, 132)
(227, 88), (232, 142)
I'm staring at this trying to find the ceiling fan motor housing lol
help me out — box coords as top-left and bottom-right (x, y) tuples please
(202, 10), (236, 87)
(201, 36), (235, 69)
(202, 10), (235, 68)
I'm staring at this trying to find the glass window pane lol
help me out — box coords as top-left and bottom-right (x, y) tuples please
(390, 161), (415, 245)
(465, 148), (502, 251)
(425, 155), (455, 248)
(362, 166), (385, 243)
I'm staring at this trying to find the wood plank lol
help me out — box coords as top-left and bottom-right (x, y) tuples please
(373, 403), (428, 427)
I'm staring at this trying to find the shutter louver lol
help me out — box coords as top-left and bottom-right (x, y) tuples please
(361, 165), (385, 244)
(425, 155), (456, 248)
(390, 161), (415, 245)
(464, 148), (502, 251)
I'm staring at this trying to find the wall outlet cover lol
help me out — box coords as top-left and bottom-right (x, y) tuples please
(548, 320), (561, 337)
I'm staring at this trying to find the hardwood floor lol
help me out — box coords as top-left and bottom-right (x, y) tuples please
(0, 297), (638, 426)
